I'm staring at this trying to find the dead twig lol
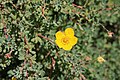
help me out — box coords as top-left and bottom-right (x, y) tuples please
(72, 3), (83, 9)
(45, 51), (51, 58)
(37, 34), (54, 44)
(2, 19), (8, 39)
(80, 73), (87, 80)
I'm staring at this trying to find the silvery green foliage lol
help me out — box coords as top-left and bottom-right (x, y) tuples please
(0, 0), (120, 80)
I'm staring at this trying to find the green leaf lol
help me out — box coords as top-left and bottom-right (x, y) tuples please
(18, 50), (25, 60)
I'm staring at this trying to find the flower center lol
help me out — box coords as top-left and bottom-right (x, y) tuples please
(62, 37), (69, 45)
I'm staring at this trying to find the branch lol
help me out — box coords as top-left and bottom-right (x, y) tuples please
(24, 36), (28, 45)
(4, 49), (13, 59)
(2, 19), (8, 39)
(80, 73), (87, 80)
(10, 2), (18, 10)
(45, 51), (51, 58)
(72, 3), (83, 9)
(40, 3), (46, 19)
(37, 34), (54, 44)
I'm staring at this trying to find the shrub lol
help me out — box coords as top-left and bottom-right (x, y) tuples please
(0, 0), (120, 80)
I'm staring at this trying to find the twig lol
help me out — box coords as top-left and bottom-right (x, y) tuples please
(45, 51), (51, 58)
(10, 2), (18, 10)
(37, 34), (54, 44)
(20, 59), (26, 74)
(40, 3), (46, 19)
(80, 73), (87, 80)
(49, 57), (56, 78)
(99, 23), (109, 32)
(4, 49), (13, 59)
(52, 57), (55, 68)
(2, 19), (8, 39)
(24, 36), (30, 52)
(24, 36), (28, 45)
(76, 22), (84, 30)
(72, 3), (83, 9)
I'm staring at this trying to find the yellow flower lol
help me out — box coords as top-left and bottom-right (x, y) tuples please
(97, 56), (106, 64)
(11, 77), (17, 80)
(55, 28), (78, 50)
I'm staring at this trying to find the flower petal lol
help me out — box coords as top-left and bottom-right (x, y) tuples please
(55, 39), (63, 48)
(62, 44), (72, 50)
(55, 31), (65, 39)
(65, 28), (74, 37)
(70, 36), (78, 45)
(97, 56), (106, 63)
